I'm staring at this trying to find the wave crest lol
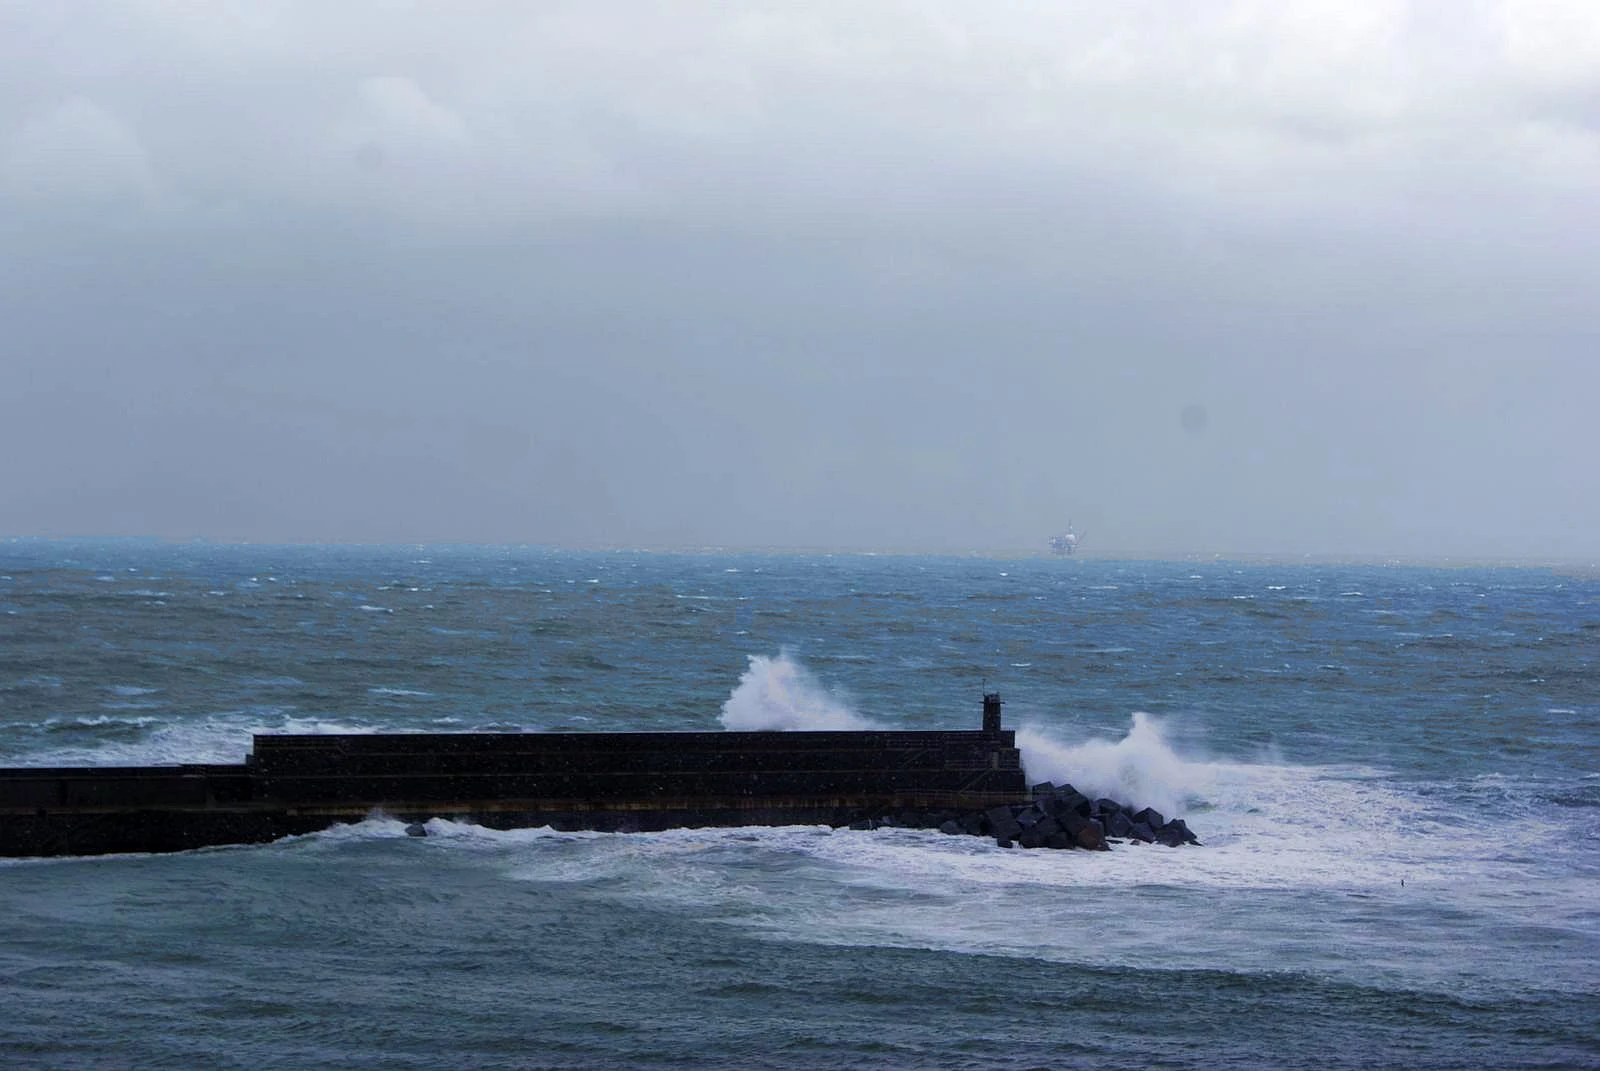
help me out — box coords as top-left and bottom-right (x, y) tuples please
(719, 652), (877, 732)
(1017, 713), (1214, 818)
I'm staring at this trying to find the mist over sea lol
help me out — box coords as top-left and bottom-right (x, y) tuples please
(1, 541), (1595, 1070)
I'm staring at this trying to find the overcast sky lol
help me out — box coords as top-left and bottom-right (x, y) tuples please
(2, 2), (1596, 559)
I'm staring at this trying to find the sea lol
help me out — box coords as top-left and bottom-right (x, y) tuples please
(1, 540), (1595, 1070)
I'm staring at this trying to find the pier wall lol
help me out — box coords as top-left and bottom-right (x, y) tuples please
(0, 726), (1027, 858)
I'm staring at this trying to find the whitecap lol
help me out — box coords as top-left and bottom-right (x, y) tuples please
(1016, 714), (1211, 819)
(6, 713), (381, 768)
(719, 652), (876, 731)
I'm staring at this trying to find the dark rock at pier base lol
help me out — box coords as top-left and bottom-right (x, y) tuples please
(1132, 807), (1166, 830)
(986, 806), (1024, 841)
(1054, 791), (1092, 818)
(863, 782), (1199, 853)
(1156, 818), (1198, 847)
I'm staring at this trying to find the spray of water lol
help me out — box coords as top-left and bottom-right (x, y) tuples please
(719, 652), (878, 731)
(1016, 713), (1215, 818)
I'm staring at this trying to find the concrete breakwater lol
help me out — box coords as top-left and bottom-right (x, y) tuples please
(847, 780), (1202, 851)
(0, 695), (1030, 858)
(0, 695), (1200, 858)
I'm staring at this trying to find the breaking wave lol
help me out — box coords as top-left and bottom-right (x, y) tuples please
(719, 652), (878, 731)
(1017, 713), (1215, 818)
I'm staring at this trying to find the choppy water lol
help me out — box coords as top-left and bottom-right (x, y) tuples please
(1, 540), (1596, 1069)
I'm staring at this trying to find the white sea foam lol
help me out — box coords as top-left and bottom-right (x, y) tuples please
(1016, 714), (1212, 818)
(9, 713), (380, 767)
(719, 652), (878, 731)
(67, 714), (162, 728)
(415, 761), (1593, 998)
(303, 780), (1582, 923)
(302, 814), (414, 842)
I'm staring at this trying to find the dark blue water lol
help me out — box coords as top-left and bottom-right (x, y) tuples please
(2, 541), (1596, 1069)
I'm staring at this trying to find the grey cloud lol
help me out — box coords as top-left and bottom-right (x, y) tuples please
(1, 2), (1596, 558)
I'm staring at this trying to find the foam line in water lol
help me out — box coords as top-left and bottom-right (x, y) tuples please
(440, 788), (1589, 992)
(719, 652), (878, 731)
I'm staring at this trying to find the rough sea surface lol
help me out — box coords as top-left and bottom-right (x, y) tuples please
(1, 540), (1596, 1070)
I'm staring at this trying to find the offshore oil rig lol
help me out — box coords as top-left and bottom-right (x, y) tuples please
(1049, 523), (1082, 556)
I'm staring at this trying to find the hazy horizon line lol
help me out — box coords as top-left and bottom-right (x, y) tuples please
(4, 533), (1595, 571)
